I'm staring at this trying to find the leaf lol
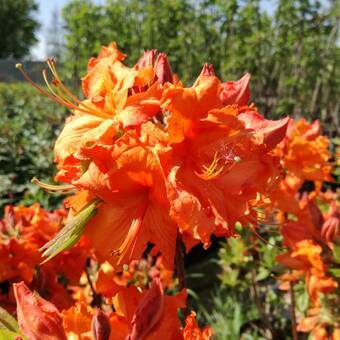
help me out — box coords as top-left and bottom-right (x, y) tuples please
(0, 329), (23, 340)
(332, 245), (340, 264)
(329, 268), (340, 279)
(0, 306), (19, 332)
(40, 200), (98, 263)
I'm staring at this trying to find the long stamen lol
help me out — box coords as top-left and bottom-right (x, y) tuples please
(16, 64), (90, 113)
(32, 177), (75, 192)
(42, 69), (74, 106)
(16, 63), (110, 119)
(47, 59), (111, 118)
(110, 201), (148, 266)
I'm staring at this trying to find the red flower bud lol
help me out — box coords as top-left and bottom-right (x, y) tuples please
(13, 282), (67, 340)
(136, 49), (157, 68)
(199, 63), (215, 76)
(154, 53), (173, 84)
(308, 201), (324, 229)
(128, 278), (164, 340)
(321, 202), (339, 243)
(91, 309), (111, 340)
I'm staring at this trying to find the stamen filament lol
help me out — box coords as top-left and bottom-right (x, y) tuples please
(16, 63), (110, 119)
(32, 177), (75, 192)
(47, 59), (111, 118)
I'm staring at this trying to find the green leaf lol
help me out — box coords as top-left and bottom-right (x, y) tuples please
(332, 245), (340, 264)
(329, 268), (340, 279)
(0, 306), (19, 332)
(0, 329), (22, 340)
(40, 200), (98, 263)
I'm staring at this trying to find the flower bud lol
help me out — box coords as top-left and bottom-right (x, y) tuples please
(91, 309), (111, 340)
(199, 63), (215, 76)
(154, 53), (173, 84)
(13, 282), (67, 340)
(321, 202), (339, 243)
(136, 49), (157, 69)
(127, 278), (164, 340)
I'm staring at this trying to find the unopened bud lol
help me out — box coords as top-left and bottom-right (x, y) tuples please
(154, 53), (173, 84)
(92, 309), (111, 340)
(200, 63), (215, 76)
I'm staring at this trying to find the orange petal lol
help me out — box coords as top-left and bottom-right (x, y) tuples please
(220, 73), (251, 106)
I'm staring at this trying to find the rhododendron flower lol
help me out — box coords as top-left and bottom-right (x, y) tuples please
(182, 311), (213, 340)
(162, 71), (288, 249)
(277, 240), (337, 304)
(18, 42), (289, 273)
(297, 307), (340, 340)
(95, 256), (175, 298)
(0, 204), (88, 311)
(279, 118), (332, 183)
(62, 279), (192, 340)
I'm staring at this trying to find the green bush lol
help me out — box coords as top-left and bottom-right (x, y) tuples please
(0, 82), (67, 207)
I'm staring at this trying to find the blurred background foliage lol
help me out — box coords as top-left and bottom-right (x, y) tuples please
(0, 83), (67, 207)
(0, 0), (339, 338)
(60, 0), (339, 134)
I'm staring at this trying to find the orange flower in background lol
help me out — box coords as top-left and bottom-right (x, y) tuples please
(182, 311), (213, 340)
(0, 204), (89, 311)
(277, 239), (337, 304)
(298, 306), (340, 340)
(280, 118), (332, 183)
(95, 255), (175, 298)
(61, 279), (193, 340)
(321, 201), (339, 244)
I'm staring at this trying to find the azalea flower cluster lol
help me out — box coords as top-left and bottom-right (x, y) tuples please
(19, 42), (288, 270)
(0, 203), (88, 312)
(11, 41), (292, 339)
(9, 279), (212, 340)
(0, 202), (211, 339)
(274, 119), (340, 339)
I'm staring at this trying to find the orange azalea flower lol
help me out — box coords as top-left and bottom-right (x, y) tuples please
(279, 194), (324, 247)
(0, 204), (88, 311)
(95, 256), (175, 298)
(20, 43), (289, 272)
(51, 44), (176, 185)
(162, 71), (288, 250)
(298, 307), (340, 340)
(182, 311), (213, 340)
(114, 279), (187, 340)
(277, 240), (337, 304)
(80, 43), (172, 127)
(62, 279), (188, 340)
(282, 119), (332, 182)
(65, 123), (177, 271)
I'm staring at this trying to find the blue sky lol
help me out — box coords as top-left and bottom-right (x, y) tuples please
(31, 0), (69, 59)
(32, 0), (275, 60)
